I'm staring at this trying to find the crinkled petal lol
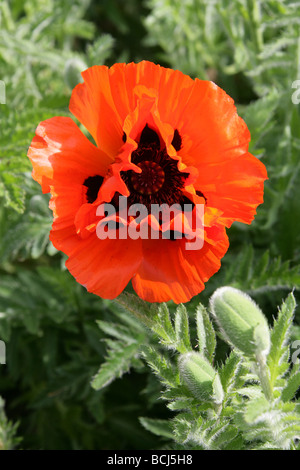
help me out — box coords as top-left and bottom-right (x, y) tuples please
(132, 229), (229, 303)
(28, 116), (112, 231)
(65, 235), (142, 299)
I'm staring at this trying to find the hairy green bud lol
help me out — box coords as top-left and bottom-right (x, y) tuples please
(179, 352), (224, 404)
(64, 58), (87, 89)
(209, 287), (270, 358)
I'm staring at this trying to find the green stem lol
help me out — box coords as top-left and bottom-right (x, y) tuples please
(255, 352), (273, 401)
(246, 0), (263, 53)
(114, 293), (155, 330)
(114, 293), (188, 354)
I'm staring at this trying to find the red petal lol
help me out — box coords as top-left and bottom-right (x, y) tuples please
(132, 230), (229, 303)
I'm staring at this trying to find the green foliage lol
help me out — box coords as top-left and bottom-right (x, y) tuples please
(113, 291), (300, 450)
(139, 417), (174, 439)
(208, 245), (300, 297)
(0, 0), (114, 213)
(0, 187), (54, 263)
(0, 267), (164, 449)
(91, 314), (147, 390)
(0, 397), (19, 450)
(145, 0), (300, 94)
(268, 292), (296, 389)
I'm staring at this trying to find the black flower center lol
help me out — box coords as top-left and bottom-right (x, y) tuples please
(121, 125), (188, 210)
(131, 161), (165, 195)
(82, 126), (203, 213)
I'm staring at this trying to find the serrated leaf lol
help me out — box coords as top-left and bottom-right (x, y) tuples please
(115, 292), (156, 329)
(139, 417), (173, 439)
(236, 386), (264, 400)
(219, 351), (242, 394)
(268, 293), (296, 387)
(196, 304), (206, 354)
(91, 341), (141, 390)
(155, 303), (176, 342)
(174, 304), (191, 353)
(96, 320), (140, 344)
(202, 307), (216, 361)
(209, 424), (238, 449)
(141, 345), (178, 387)
(281, 370), (300, 402)
(244, 396), (270, 423)
(167, 397), (194, 411)
(222, 248), (300, 294)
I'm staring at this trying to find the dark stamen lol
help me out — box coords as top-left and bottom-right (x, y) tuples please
(196, 190), (207, 203)
(83, 175), (104, 203)
(180, 195), (195, 212)
(171, 129), (182, 151)
(121, 124), (189, 211)
(139, 124), (160, 148)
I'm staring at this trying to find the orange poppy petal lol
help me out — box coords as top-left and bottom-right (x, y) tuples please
(49, 183), (87, 230)
(65, 235), (143, 299)
(196, 152), (268, 227)
(69, 66), (124, 156)
(28, 116), (113, 228)
(28, 134), (55, 194)
(109, 61), (195, 127)
(172, 80), (250, 167)
(132, 230), (229, 303)
(49, 224), (79, 254)
(109, 61), (164, 120)
(28, 116), (112, 184)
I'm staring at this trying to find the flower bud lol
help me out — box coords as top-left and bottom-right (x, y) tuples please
(64, 58), (87, 89)
(209, 287), (270, 358)
(178, 352), (224, 404)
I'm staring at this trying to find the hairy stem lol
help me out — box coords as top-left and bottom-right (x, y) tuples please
(255, 353), (273, 402)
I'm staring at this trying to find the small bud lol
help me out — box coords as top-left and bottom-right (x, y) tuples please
(209, 287), (270, 358)
(179, 352), (224, 404)
(64, 58), (87, 89)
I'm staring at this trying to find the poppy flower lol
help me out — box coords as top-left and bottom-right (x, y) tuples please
(28, 61), (267, 303)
